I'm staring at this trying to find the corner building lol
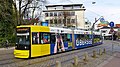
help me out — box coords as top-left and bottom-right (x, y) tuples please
(43, 4), (86, 28)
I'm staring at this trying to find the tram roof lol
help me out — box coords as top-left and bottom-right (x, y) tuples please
(50, 27), (72, 33)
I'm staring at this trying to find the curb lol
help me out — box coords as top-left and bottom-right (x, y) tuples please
(0, 47), (15, 51)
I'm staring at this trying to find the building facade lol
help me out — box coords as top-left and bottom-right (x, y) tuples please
(100, 27), (119, 40)
(43, 4), (86, 28)
(116, 24), (120, 28)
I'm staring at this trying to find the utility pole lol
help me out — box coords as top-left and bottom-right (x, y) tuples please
(109, 21), (115, 54)
(91, 17), (102, 45)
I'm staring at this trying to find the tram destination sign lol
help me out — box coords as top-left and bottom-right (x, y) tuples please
(17, 27), (30, 33)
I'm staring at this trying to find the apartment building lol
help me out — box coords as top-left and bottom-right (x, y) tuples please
(43, 4), (86, 28)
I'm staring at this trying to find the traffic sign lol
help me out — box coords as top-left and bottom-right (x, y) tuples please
(100, 17), (105, 22)
(109, 21), (114, 28)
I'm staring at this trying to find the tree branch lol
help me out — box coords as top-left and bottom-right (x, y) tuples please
(21, 0), (33, 24)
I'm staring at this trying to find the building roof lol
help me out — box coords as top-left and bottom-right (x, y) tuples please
(45, 4), (83, 7)
(116, 24), (120, 28)
(44, 4), (86, 12)
(43, 9), (85, 12)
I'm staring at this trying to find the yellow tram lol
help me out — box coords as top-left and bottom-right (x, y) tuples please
(14, 25), (102, 58)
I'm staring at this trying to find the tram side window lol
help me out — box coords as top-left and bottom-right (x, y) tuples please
(50, 33), (56, 43)
(32, 32), (40, 44)
(80, 34), (84, 40)
(76, 34), (80, 42)
(84, 35), (89, 40)
(40, 33), (50, 44)
(62, 34), (71, 42)
(66, 34), (71, 42)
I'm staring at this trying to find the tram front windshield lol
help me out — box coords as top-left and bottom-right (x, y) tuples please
(17, 35), (30, 45)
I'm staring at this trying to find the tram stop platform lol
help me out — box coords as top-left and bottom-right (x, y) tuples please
(98, 52), (120, 67)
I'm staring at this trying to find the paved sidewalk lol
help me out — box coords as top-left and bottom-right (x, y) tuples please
(98, 52), (120, 67)
(0, 47), (14, 50)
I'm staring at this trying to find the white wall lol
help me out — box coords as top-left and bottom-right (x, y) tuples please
(75, 10), (85, 28)
(101, 28), (118, 36)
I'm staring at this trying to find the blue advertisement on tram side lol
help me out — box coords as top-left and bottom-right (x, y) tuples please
(75, 34), (92, 49)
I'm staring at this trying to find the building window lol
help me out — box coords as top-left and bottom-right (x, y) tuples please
(67, 19), (70, 24)
(45, 13), (49, 17)
(54, 12), (57, 16)
(45, 20), (49, 22)
(54, 19), (57, 24)
(70, 12), (75, 16)
(58, 12), (62, 16)
(50, 12), (53, 16)
(58, 19), (61, 24)
(71, 19), (75, 23)
(50, 19), (53, 24)
(63, 19), (66, 23)
(63, 12), (70, 16)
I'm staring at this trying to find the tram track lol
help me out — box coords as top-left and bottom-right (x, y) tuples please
(50, 48), (112, 67)
(0, 42), (113, 67)
(0, 51), (26, 66)
(18, 44), (111, 67)
(0, 58), (24, 66)
(50, 49), (111, 67)
(0, 55), (14, 61)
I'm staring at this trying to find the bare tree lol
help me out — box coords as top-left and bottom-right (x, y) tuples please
(12, 0), (47, 25)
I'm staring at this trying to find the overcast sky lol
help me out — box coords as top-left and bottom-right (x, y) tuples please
(47, 0), (120, 24)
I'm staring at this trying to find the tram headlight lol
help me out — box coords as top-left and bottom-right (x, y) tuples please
(24, 46), (29, 49)
(25, 46), (27, 49)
